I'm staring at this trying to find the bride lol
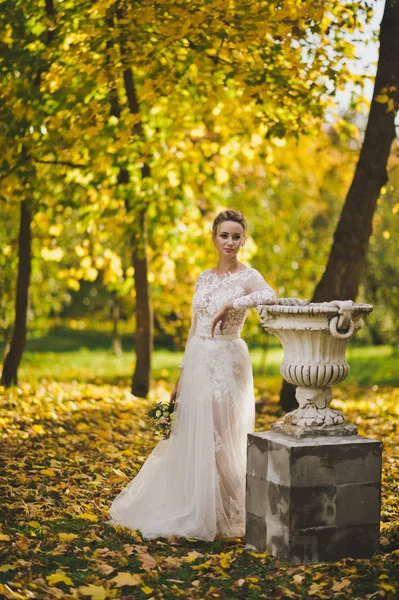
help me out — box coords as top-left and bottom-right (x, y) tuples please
(108, 209), (277, 541)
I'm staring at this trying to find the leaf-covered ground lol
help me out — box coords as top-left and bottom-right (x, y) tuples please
(1, 364), (398, 599)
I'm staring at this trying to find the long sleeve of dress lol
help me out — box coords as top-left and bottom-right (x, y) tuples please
(232, 269), (276, 310)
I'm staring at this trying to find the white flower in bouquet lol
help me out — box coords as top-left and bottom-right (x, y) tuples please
(145, 399), (177, 440)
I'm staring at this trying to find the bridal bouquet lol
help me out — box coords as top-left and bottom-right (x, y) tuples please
(145, 401), (176, 440)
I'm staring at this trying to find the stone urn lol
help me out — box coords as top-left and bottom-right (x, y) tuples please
(257, 300), (373, 437)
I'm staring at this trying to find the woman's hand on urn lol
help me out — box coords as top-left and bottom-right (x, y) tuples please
(211, 302), (233, 337)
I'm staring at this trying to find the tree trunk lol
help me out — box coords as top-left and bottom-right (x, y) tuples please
(131, 206), (153, 397)
(114, 163), (152, 397)
(106, 13), (153, 397)
(1, 200), (32, 386)
(1, 0), (56, 386)
(280, 0), (399, 410)
(121, 66), (152, 398)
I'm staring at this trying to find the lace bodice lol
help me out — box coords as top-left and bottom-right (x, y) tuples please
(180, 268), (276, 367)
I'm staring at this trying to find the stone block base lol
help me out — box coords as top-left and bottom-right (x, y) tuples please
(245, 431), (382, 564)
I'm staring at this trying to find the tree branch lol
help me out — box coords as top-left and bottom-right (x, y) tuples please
(186, 38), (231, 65)
(0, 163), (22, 183)
(33, 158), (87, 168)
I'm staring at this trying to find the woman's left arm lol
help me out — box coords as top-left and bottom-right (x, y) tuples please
(211, 270), (276, 336)
(232, 269), (276, 309)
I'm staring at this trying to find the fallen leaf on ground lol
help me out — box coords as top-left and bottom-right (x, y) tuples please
(141, 586), (153, 594)
(79, 584), (108, 599)
(96, 562), (115, 575)
(77, 512), (98, 522)
(163, 556), (183, 568)
(0, 564), (16, 572)
(139, 552), (158, 570)
(331, 578), (352, 592)
(111, 572), (142, 587)
(46, 572), (74, 586)
(40, 468), (56, 476)
(182, 550), (203, 562)
(57, 532), (78, 542)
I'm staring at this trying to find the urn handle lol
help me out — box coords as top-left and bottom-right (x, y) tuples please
(328, 300), (355, 339)
(329, 315), (355, 339)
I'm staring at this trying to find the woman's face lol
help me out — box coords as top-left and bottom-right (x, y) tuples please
(213, 220), (246, 258)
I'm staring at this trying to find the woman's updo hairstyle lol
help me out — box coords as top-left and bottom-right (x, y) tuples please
(212, 209), (247, 238)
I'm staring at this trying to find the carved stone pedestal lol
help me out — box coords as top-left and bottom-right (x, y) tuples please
(245, 431), (382, 564)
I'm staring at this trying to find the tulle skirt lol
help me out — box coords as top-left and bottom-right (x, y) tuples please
(108, 334), (255, 541)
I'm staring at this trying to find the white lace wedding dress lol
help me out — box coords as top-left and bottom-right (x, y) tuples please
(108, 267), (276, 541)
